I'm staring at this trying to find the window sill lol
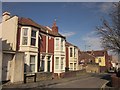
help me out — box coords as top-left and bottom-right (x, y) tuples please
(20, 45), (38, 48)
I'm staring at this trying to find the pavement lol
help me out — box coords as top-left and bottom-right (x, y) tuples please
(2, 73), (111, 89)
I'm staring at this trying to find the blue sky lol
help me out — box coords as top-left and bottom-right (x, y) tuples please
(2, 2), (114, 51)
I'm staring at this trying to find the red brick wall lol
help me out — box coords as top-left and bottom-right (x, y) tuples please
(105, 52), (109, 69)
(48, 37), (54, 53)
(40, 35), (46, 52)
(16, 26), (21, 51)
(66, 47), (69, 68)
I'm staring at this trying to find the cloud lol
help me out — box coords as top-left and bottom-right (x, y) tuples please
(82, 31), (102, 50)
(98, 3), (113, 14)
(61, 32), (76, 37)
(81, 2), (113, 14)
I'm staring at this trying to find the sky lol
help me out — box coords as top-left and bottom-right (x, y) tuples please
(2, 2), (114, 51)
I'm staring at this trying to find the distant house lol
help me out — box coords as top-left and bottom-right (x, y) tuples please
(78, 51), (96, 69)
(86, 50), (110, 72)
(66, 42), (79, 71)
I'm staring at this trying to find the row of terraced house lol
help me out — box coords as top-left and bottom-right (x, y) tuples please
(1, 12), (81, 83)
(1, 12), (112, 83)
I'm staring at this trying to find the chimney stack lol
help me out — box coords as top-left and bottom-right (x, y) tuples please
(52, 20), (58, 33)
(2, 12), (10, 22)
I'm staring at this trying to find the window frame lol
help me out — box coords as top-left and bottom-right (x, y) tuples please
(22, 28), (29, 45)
(55, 57), (59, 69)
(70, 47), (73, 57)
(31, 30), (37, 46)
(61, 57), (64, 69)
(61, 38), (64, 51)
(29, 55), (36, 72)
(55, 38), (59, 50)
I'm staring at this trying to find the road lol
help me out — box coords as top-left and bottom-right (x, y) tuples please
(45, 73), (109, 88)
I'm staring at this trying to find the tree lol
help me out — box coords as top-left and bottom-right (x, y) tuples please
(97, 2), (120, 77)
(97, 2), (120, 56)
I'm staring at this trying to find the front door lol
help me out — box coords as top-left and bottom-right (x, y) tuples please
(47, 56), (51, 72)
(47, 61), (50, 72)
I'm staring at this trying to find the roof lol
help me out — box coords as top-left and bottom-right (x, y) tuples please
(44, 26), (65, 38)
(86, 50), (107, 57)
(79, 52), (95, 60)
(66, 42), (78, 48)
(18, 17), (65, 38)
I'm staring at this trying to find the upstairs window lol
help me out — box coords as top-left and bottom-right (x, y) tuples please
(55, 38), (59, 50)
(22, 28), (28, 45)
(31, 30), (36, 46)
(98, 58), (101, 63)
(74, 48), (76, 57)
(70, 48), (73, 57)
(61, 39), (64, 51)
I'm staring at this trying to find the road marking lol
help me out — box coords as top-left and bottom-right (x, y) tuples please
(100, 81), (109, 90)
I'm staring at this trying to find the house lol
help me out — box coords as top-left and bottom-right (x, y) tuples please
(1, 11), (67, 81)
(1, 12), (25, 83)
(66, 42), (79, 71)
(86, 50), (110, 72)
(78, 51), (96, 70)
(38, 21), (66, 75)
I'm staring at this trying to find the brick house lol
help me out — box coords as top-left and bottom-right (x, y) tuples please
(39, 21), (66, 75)
(1, 11), (67, 80)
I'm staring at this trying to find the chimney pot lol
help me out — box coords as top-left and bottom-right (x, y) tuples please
(2, 12), (11, 22)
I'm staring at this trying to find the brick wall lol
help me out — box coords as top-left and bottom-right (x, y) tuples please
(25, 72), (53, 83)
(59, 70), (86, 78)
(111, 74), (120, 88)
(40, 35), (46, 52)
(86, 64), (100, 73)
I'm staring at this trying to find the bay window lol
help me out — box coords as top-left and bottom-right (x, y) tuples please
(61, 39), (64, 51)
(70, 48), (73, 57)
(31, 30), (36, 46)
(55, 38), (59, 50)
(55, 57), (59, 69)
(22, 28), (28, 45)
(61, 57), (64, 69)
(30, 55), (35, 72)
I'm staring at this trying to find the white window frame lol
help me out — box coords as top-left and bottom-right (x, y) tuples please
(22, 28), (29, 45)
(55, 38), (59, 50)
(31, 29), (37, 46)
(61, 57), (64, 69)
(55, 57), (59, 69)
(61, 38), (64, 51)
(70, 47), (73, 57)
(30, 55), (36, 72)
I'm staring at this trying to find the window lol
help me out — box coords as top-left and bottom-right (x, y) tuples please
(74, 48), (76, 57)
(74, 63), (76, 70)
(31, 30), (36, 46)
(22, 28), (28, 45)
(61, 58), (64, 69)
(70, 63), (73, 70)
(98, 58), (101, 63)
(56, 38), (59, 50)
(61, 39), (64, 51)
(24, 54), (27, 72)
(40, 56), (45, 71)
(55, 57), (59, 69)
(70, 48), (73, 57)
(30, 55), (35, 72)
